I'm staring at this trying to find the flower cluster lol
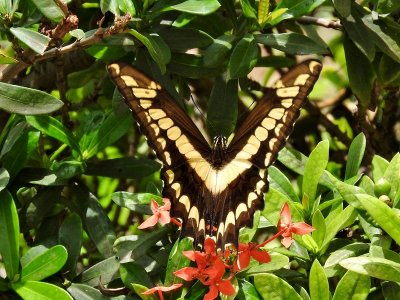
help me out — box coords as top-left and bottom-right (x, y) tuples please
(139, 200), (314, 300)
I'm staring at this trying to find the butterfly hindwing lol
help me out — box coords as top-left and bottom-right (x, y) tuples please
(107, 60), (322, 250)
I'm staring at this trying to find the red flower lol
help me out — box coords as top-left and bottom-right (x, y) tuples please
(142, 283), (182, 300)
(204, 277), (235, 300)
(277, 203), (315, 248)
(138, 198), (181, 229)
(234, 242), (271, 271)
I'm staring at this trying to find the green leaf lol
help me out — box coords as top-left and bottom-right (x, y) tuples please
(82, 109), (133, 159)
(9, 27), (51, 54)
(3, 130), (39, 178)
(254, 273), (302, 299)
(120, 262), (153, 289)
(0, 189), (19, 280)
(20, 245), (67, 281)
(361, 13), (400, 63)
(324, 243), (370, 270)
(228, 34), (259, 79)
(382, 154), (400, 200)
(237, 279), (260, 300)
(322, 205), (357, 250)
(26, 115), (81, 155)
(309, 260), (329, 300)
(12, 281), (73, 300)
(332, 271), (370, 300)
(67, 283), (109, 300)
(69, 184), (116, 257)
(168, 53), (224, 78)
(240, 0), (257, 19)
(129, 30), (171, 73)
(255, 33), (328, 55)
(132, 284), (158, 300)
(0, 121), (27, 159)
(340, 257), (400, 282)
(372, 155), (389, 182)
(269, 0), (325, 26)
(243, 253), (290, 276)
(111, 192), (161, 214)
(207, 77), (238, 138)
(171, 0), (220, 15)
(269, 166), (300, 202)
(31, 0), (65, 22)
(78, 257), (120, 286)
(343, 36), (375, 108)
(345, 133), (366, 180)
(312, 210), (326, 248)
(0, 168), (9, 192)
(258, 0), (270, 24)
(59, 213), (82, 278)
(164, 238), (193, 285)
(378, 54), (400, 85)
(382, 282), (400, 300)
(159, 28), (213, 51)
(204, 34), (235, 67)
(341, 4), (375, 61)
(357, 194), (400, 245)
(0, 82), (63, 115)
(85, 157), (161, 179)
(303, 140), (329, 209)
(333, 0), (351, 17)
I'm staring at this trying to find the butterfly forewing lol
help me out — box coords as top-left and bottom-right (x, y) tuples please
(107, 60), (322, 250)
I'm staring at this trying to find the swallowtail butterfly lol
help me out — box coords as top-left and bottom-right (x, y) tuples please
(107, 60), (322, 249)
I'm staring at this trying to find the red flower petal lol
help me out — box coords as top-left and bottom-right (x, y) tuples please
(142, 283), (182, 299)
(174, 267), (199, 281)
(138, 215), (159, 229)
(291, 222), (315, 235)
(204, 285), (219, 300)
(150, 199), (160, 214)
(281, 236), (293, 248)
(158, 211), (171, 225)
(280, 202), (291, 225)
(250, 248), (271, 264)
(218, 279), (235, 295)
(161, 198), (171, 210)
(204, 238), (216, 254)
(237, 250), (251, 270)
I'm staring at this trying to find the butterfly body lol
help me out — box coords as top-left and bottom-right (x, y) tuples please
(107, 60), (322, 249)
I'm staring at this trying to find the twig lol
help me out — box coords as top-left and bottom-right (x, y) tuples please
(297, 16), (342, 30)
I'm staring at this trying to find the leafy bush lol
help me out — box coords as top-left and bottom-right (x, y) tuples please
(0, 0), (399, 299)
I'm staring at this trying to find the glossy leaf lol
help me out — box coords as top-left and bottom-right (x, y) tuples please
(255, 33), (328, 55)
(357, 194), (400, 245)
(372, 155), (389, 182)
(26, 115), (81, 155)
(85, 157), (161, 179)
(243, 253), (289, 276)
(129, 30), (171, 74)
(240, 0), (257, 19)
(340, 257), (400, 282)
(67, 283), (109, 300)
(228, 34), (259, 79)
(9, 27), (51, 54)
(268, 166), (300, 202)
(59, 213), (82, 277)
(164, 238), (193, 285)
(203, 34), (235, 67)
(171, 0), (220, 15)
(111, 192), (161, 214)
(12, 281), (73, 300)
(333, 0), (351, 17)
(269, 0), (325, 26)
(257, 0), (270, 24)
(0, 189), (19, 280)
(382, 154), (400, 200)
(345, 133), (366, 180)
(120, 262), (153, 290)
(207, 77), (238, 138)
(332, 270), (370, 300)
(82, 109), (133, 159)
(78, 256), (120, 286)
(0, 168), (9, 192)
(237, 279), (259, 300)
(159, 28), (213, 51)
(254, 273), (302, 299)
(303, 140), (329, 208)
(3, 131), (39, 178)
(312, 210), (326, 248)
(0, 121), (27, 159)
(20, 245), (68, 281)
(309, 260), (329, 300)
(168, 53), (224, 78)
(0, 82), (63, 115)
(343, 36), (375, 108)
(31, 0), (65, 22)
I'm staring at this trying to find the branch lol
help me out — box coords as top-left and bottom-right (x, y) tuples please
(0, 14), (131, 83)
(297, 16), (342, 30)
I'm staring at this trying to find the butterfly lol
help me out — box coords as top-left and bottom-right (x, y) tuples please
(107, 60), (322, 249)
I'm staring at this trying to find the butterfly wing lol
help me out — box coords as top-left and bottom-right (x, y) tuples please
(215, 60), (322, 247)
(107, 63), (213, 244)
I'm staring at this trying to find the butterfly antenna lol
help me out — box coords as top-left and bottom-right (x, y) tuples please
(189, 94), (218, 133)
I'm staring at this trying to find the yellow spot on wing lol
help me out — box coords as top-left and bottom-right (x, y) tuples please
(167, 126), (181, 141)
(165, 169), (174, 184)
(149, 109), (166, 120)
(281, 98), (293, 108)
(179, 195), (191, 212)
(149, 123), (160, 135)
(262, 118), (276, 130)
(255, 126), (269, 141)
(121, 75), (139, 87)
(109, 64), (120, 75)
(294, 74), (310, 85)
(139, 99), (152, 109)
(235, 203), (248, 218)
(132, 87), (157, 98)
(171, 182), (182, 198)
(276, 86), (300, 97)
(269, 108), (285, 120)
(158, 117), (174, 130)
